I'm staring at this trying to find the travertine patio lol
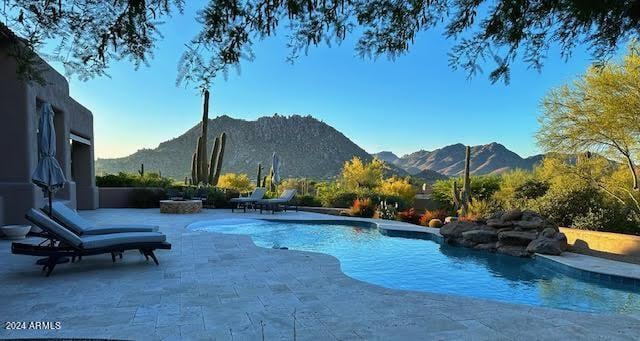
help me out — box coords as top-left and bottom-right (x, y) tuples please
(1, 209), (639, 340)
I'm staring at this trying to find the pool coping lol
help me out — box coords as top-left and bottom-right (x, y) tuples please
(190, 216), (640, 287)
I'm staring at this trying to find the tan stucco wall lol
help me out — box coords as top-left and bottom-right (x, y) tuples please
(0, 41), (98, 226)
(560, 227), (640, 263)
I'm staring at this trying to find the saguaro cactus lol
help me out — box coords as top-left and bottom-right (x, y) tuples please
(189, 89), (230, 186)
(206, 132), (226, 186)
(199, 89), (210, 184)
(207, 136), (220, 185)
(138, 163), (144, 177)
(257, 163), (263, 187)
(453, 145), (472, 216)
(190, 151), (198, 184)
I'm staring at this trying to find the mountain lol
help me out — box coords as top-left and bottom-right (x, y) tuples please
(373, 151), (400, 164)
(390, 142), (543, 176)
(96, 115), (374, 180)
(412, 169), (450, 182)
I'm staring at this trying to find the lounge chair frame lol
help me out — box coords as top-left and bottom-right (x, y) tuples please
(15, 212), (171, 276)
(12, 241), (171, 276)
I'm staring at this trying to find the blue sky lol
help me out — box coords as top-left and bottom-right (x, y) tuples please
(47, 4), (607, 160)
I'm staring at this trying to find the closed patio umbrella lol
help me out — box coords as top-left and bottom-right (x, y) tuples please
(271, 152), (281, 189)
(31, 103), (66, 217)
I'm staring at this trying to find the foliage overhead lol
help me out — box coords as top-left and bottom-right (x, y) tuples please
(3, 0), (640, 86)
(537, 43), (640, 190)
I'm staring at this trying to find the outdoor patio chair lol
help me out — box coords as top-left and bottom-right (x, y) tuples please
(47, 201), (159, 235)
(13, 209), (171, 276)
(230, 187), (267, 212)
(257, 189), (298, 214)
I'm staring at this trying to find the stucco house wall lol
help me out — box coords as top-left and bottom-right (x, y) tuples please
(0, 34), (99, 226)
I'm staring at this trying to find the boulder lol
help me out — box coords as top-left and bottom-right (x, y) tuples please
(497, 245), (530, 257)
(514, 217), (545, 230)
(498, 231), (537, 246)
(501, 209), (523, 222)
(541, 227), (557, 238)
(462, 230), (498, 244)
(474, 242), (497, 251)
(440, 221), (483, 239)
(526, 230), (568, 255)
(487, 218), (513, 228)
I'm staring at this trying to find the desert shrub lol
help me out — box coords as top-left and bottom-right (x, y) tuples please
(532, 186), (609, 227)
(397, 208), (421, 225)
(278, 178), (318, 196)
(204, 187), (240, 208)
(96, 172), (173, 188)
(340, 157), (384, 191)
(348, 198), (377, 218)
(379, 177), (417, 206)
(419, 209), (450, 226)
(493, 169), (548, 209)
(293, 195), (322, 207)
(316, 182), (359, 208)
(131, 188), (165, 208)
(217, 173), (254, 193)
(432, 175), (501, 211)
(466, 199), (500, 220)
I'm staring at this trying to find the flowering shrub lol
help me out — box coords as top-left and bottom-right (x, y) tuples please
(419, 209), (450, 226)
(348, 198), (377, 218)
(397, 208), (421, 225)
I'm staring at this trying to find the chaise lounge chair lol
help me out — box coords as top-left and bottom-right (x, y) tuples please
(257, 189), (298, 214)
(47, 202), (159, 235)
(230, 187), (267, 212)
(13, 209), (171, 276)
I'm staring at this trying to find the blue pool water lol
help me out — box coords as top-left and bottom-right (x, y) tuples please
(190, 219), (640, 314)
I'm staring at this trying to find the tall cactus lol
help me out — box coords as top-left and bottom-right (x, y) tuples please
(210, 132), (226, 186)
(207, 136), (220, 185)
(199, 89), (210, 184)
(453, 145), (472, 216)
(189, 89), (230, 186)
(257, 163), (263, 187)
(190, 151), (198, 184)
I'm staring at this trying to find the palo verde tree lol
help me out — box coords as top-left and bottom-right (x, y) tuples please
(537, 42), (640, 191)
(2, 0), (640, 88)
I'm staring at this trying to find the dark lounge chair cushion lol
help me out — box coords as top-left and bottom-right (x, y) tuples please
(81, 232), (167, 249)
(49, 202), (158, 235)
(26, 209), (83, 248)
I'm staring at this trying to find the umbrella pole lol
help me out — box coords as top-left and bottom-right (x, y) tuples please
(48, 190), (53, 217)
(36, 189), (70, 266)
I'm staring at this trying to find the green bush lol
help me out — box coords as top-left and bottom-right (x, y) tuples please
(466, 199), (501, 221)
(206, 187), (240, 208)
(131, 188), (166, 208)
(432, 175), (501, 211)
(96, 172), (173, 188)
(293, 195), (322, 207)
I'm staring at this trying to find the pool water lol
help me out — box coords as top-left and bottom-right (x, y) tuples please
(190, 219), (640, 314)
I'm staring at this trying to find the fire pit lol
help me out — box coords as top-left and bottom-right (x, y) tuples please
(159, 199), (202, 214)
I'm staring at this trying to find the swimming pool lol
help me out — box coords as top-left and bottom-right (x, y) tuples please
(189, 219), (640, 314)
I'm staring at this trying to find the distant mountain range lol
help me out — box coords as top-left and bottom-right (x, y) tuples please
(96, 115), (378, 180)
(374, 143), (543, 177)
(96, 114), (543, 181)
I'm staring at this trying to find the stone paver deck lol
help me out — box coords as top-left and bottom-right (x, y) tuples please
(1, 208), (639, 340)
